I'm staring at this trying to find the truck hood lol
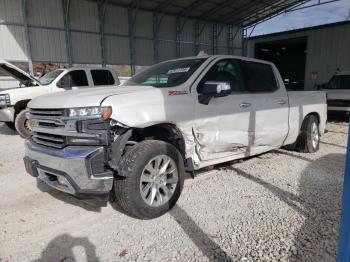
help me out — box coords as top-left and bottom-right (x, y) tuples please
(28, 85), (155, 109)
(0, 60), (40, 86)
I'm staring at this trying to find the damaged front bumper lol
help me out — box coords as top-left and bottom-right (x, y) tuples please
(24, 139), (114, 205)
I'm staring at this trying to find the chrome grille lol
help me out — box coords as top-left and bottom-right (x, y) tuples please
(29, 108), (66, 148)
(32, 132), (65, 148)
(29, 108), (64, 117)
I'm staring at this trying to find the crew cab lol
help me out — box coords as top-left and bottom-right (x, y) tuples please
(0, 60), (120, 138)
(320, 71), (350, 111)
(23, 55), (327, 219)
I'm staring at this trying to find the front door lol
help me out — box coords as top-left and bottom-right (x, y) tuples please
(193, 58), (253, 162)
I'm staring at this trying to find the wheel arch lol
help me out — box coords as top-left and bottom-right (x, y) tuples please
(132, 123), (187, 159)
(14, 99), (31, 115)
(304, 112), (320, 125)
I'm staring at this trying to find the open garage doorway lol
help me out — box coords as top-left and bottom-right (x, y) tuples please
(255, 37), (308, 90)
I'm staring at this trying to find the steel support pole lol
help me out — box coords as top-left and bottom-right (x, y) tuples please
(212, 23), (218, 55)
(194, 20), (200, 55)
(153, 13), (161, 63)
(175, 17), (181, 58)
(337, 117), (350, 262)
(21, 0), (33, 74)
(98, 0), (109, 67)
(62, 0), (72, 66)
(127, 8), (135, 76)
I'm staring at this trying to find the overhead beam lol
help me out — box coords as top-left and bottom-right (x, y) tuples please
(241, 0), (312, 27)
(153, 0), (173, 13)
(178, 0), (208, 17)
(21, 0), (33, 74)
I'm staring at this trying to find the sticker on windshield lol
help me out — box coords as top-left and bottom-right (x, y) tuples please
(167, 67), (190, 74)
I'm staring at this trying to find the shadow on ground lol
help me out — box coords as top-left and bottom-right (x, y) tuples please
(38, 234), (99, 262)
(0, 123), (17, 135)
(230, 153), (343, 261)
(170, 205), (233, 261)
(36, 180), (102, 212)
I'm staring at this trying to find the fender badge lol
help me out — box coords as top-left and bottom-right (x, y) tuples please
(168, 91), (188, 96)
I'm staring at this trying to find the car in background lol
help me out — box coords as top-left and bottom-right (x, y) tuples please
(0, 60), (120, 138)
(319, 71), (350, 112)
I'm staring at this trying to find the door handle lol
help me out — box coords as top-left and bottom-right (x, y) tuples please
(277, 100), (287, 105)
(239, 102), (251, 108)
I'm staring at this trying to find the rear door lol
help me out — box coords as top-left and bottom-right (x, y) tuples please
(240, 60), (289, 152)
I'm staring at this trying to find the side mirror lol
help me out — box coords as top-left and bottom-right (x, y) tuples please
(198, 81), (231, 105)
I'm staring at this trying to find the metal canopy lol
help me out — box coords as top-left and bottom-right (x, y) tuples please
(102, 0), (307, 26)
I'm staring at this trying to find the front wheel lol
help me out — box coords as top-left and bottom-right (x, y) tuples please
(112, 140), (185, 219)
(296, 115), (320, 153)
(15, 109), (32, 139)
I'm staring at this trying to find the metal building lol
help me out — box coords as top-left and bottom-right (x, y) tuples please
(0, 0), (310, 79)
(247, 21), (350, 90)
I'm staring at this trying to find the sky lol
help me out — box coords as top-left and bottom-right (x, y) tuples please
(251, 0), (350, 36)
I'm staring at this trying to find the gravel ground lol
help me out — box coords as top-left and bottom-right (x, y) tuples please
(0, 119), (347, 262)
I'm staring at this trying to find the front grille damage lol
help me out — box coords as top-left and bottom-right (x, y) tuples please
(28, 108), (113, 178)
(28, 108), (110, 149)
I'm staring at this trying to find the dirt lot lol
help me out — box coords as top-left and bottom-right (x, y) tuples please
(0, 119), (347, 262)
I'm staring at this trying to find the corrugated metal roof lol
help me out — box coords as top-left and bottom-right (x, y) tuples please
(94, 0), (306, 26)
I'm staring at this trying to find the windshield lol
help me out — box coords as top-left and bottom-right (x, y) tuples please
(39, 69), (64, 85)
(124, 58), (207, 87)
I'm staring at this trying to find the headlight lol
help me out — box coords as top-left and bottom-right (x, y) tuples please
(0, 94), (11, 107)
(68, 106), (112, 120)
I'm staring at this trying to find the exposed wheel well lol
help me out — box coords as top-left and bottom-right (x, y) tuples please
(131, 123), (187, 159)
(303, 112), (320, 125)
(14, 100), (30, 115)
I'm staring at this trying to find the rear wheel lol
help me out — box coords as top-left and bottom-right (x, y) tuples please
(15, 109), (32, 138)
(296, 115), (320, 153)
(112, 140), (185, 219)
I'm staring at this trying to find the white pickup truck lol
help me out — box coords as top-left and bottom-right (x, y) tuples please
(319, 71), (350, 112)
(23, 55), (327, 219)
(0, 61), (119, 137)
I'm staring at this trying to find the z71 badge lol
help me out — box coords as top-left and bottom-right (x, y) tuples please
(168, 91), (188, 96)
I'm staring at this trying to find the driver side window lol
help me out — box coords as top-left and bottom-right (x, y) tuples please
(60, 70), (88, 90)
(198, 59), (243, 94)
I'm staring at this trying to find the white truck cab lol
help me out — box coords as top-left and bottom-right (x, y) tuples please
(320, 71), (350, 111)
(0, 60), (119, 137)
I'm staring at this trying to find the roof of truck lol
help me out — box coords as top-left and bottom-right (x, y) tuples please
(336, 71), (350, 76)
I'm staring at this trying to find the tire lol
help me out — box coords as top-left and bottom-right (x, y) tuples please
(296, 115), (320, 153)
(15, 109), (32, 139)
(112, 140), (185, 219)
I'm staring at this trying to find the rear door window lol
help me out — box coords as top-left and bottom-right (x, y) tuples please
(91, 69), (115, 86)
(339, 75), (350, 89)
(241, 61), (278, 93)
